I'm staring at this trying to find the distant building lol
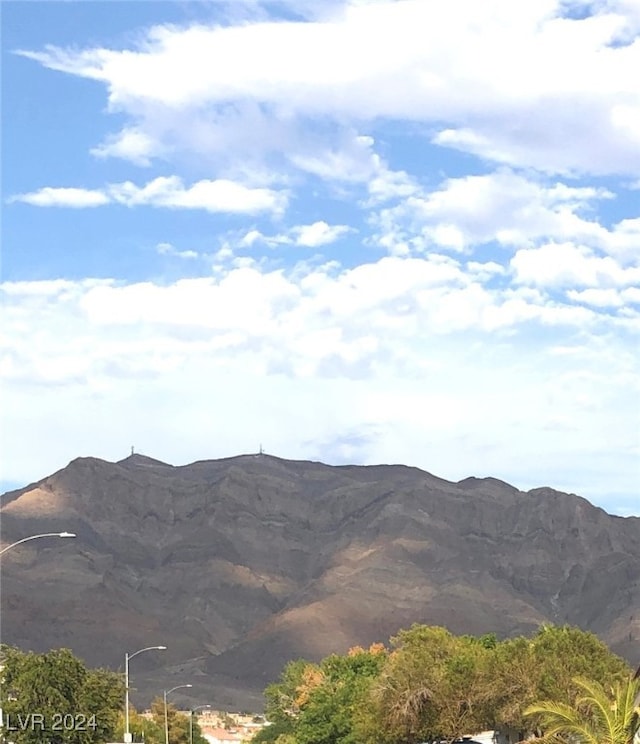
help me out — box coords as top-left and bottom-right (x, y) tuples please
(200, 726), (245, 744)
(457, 730), (524, 744)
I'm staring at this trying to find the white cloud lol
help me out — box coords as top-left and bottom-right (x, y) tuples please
(9, 177), (287, 215)
(365, 168), (419, 204)
(466, 261), (506, 280)
(8, 187), (110, 208)
(511, 242), (640, 288)
(239, 230), (267, 248)
(289, 134), (380, 182)
(567, 286), (640, 308)
(371, 169), (613, 254)
(90, 127), (158, 166)
(1, 257), (637, 511)
(5, 1), (640, 518)
(156, 242), (199, 260)
(237, 221), (353, 249)
(108, 176), (287, 214)
(291, 221), (352, 247)
(603, 218), (640, 263)
(18, 0), (640, 175)
(566, 288), (623, 307)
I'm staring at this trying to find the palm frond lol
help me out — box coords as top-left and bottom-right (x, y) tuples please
(525, 675), (640, 744)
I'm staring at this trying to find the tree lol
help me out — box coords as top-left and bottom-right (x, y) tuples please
(255, 646), (387, 744)
(146, 698), (207, 744)
(294, 646), (387, 744)
(264, 659), (317, 724)
(369, 625), (494, 743)
(489, 625), (632, 737)
(254, 624), (635, 744)
(79, 666), (125, 743)
(254, 659), (321, 743)
(524, 675), (640, 744)
(0, 645), (123, 744)
(112, 709), (164, 744)
(530, 625), (631, 703)
(487, 635), (541, 735)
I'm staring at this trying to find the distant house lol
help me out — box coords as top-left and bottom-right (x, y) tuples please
(453, 730), (523, 744)
(444, 729), (520, 744)
(200, 726), (246, 744)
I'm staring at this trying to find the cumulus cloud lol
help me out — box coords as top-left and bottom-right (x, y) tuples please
(1, 257), (638, 509)
(238, 221), (353, 248)
(16, 0), (640, 175)
(291, 221), (352, 247)
(511, 242), (640, 288)
(603, 218), (640, 263)
(108, 176), (288, 214)
(156, 242), (199, 260)
(370, 169), (614, 254)
(566, 287), (640, 308)
(9, 187), (110, 208)
(90, 127), (158, 166)
(5, 0), (640, 517)
(9, 177), (287, 215)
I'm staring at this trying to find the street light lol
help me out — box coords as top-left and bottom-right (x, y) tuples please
(189, 705), (211, 744)
(124, 647), (166, 743)
(0, 532), (76, 556)
(164, 684), (192, 744)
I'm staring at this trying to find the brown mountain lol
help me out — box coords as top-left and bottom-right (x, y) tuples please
(1, 453), (639, 711)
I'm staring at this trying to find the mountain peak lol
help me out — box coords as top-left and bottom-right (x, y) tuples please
(117, 453), (173, 468)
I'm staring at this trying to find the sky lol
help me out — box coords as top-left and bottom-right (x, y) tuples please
(1, 0), (639, 516)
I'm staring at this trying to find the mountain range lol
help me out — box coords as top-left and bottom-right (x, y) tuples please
(1, 452), (638, 711)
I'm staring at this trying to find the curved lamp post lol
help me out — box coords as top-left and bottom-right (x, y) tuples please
(164, 684), (192, 744)
(189, 704), (211, 744)
(124, 647), (167, 743)
(0, 532), (76, 556)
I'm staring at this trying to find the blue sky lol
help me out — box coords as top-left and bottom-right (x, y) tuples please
(1, 0), (639, 515)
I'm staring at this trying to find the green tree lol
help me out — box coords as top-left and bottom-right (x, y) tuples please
(294, 646), (387, 744)
(255, 645), (386, 744)
(252, 720), (295, 744)
(370, 625), (493, 743)
(524, 675), (640, 744)
(272, 736), (296, 744)
(532, 624), (631, 702)
(82, 667), (125, 743)
(487, 635), (540, 735)
(254, 624), (635, 744)
(0, 645), (123, 744)
(146, 698), (207, 744)
(490, 625), (632, 736)
(113, 709), (164, 744)
(254, 659), (320, 743)
(112, 695), (207, 744)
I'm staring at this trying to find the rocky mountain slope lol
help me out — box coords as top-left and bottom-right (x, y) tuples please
(1, 453), (639, 710)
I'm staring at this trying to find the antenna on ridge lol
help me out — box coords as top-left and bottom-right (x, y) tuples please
(259, 443), (264, 455)
(131, 445), (135, 456)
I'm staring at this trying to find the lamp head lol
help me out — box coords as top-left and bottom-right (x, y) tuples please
(59, 532), (76, 538)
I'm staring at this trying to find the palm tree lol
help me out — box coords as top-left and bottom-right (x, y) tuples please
(524, 675), (640, 744)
